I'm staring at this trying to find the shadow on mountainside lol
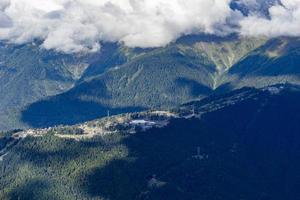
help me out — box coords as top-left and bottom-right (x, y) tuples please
(175, 77), (213, 97)
(228, 38), (300, 78)
(8, 179), (60, 200)
(6, 85), (300, 200)
(21, 80), (145, 128)
(21, 98), (144, 128)
(83, 86), (300, 200)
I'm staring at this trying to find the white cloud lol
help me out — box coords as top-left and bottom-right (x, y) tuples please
(0, 0), (300, 53)
(240, 0), (300, 37)
(0, 0), (11, 28)
(0, 0), (235, 53)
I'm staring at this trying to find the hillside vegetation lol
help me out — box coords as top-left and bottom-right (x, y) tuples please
(0, 42), (145, 130)
(20, 36), (271, 128)
(1, 84), (300, 199)
(2, 35), (300, 130)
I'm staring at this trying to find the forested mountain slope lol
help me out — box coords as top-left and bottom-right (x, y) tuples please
(21, 36), (300, 128)
(2, 35), (300, 130)
(0, 42), (144, 130)
(1, 84), (300, 200)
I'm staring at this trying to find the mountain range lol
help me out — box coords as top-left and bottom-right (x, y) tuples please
(1, 35), (300, 130)
(2, 1), (300, 200)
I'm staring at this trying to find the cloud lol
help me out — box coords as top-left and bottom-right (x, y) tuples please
(0, 0), (299, 53)
(0, 0), (236, 53)
(0, 0), (11, 28)
(0, 12), (11, 28)
(239, 0), (300, 37)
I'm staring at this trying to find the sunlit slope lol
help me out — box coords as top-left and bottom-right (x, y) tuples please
(0, 42), (141, 130)
(4, 35), (300, 129)
(21, 36), (267, 127)
(225, 37), (300, 89)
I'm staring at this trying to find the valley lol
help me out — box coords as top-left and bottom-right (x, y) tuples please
(1, 1), (300, 200)
(17, 36), (300, 130)
(3, 35), (300, 131)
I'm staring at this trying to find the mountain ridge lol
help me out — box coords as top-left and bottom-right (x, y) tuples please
(1, 84), (300, 199)
(2, 35), (300, 130)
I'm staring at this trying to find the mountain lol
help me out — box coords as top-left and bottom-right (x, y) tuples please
(224, 37), (300, 89)
(1, 84), (300, 199)
(0, 42), (145, 130)
(0, 42), (89, 130)
(1, 2), (300, 199)
(20, 36), (300, 129)
(231, 0), (281, 17)
(2, 35), (300, 130)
